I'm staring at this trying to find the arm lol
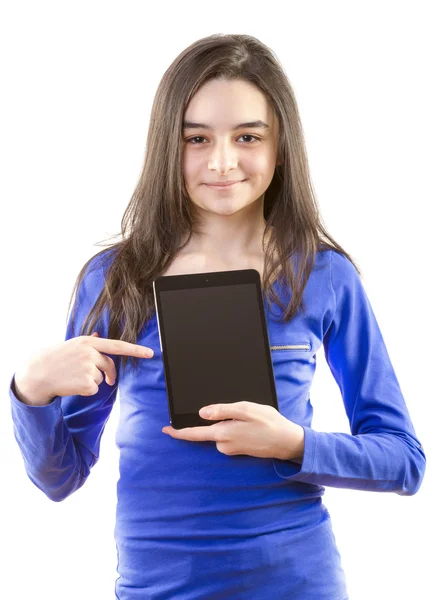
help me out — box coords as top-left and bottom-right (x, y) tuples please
(273, 250), (426, 495)
(9, 253), (118, 502)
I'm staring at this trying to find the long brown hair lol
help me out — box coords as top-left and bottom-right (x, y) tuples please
(68, 33), (361, 376)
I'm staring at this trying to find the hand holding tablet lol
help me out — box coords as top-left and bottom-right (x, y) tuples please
(162, 399), (305, 462)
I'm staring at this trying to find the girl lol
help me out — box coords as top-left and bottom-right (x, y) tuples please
(10, 33), (425, 599)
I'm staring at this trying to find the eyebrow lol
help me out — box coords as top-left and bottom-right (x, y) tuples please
(182, 119), (270, 131)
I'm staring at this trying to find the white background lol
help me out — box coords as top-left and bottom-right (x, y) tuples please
(1, 1), (439, 598)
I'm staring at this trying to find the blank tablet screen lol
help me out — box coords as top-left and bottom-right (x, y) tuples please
(157, 281), (276, 417)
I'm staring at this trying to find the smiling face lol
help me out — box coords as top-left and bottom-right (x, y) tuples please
(181, 78), (280, 220)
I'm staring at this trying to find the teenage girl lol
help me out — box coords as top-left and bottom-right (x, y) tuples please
(10, 33), (425, 600)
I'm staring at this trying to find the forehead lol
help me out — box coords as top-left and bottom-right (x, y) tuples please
(183, 79), (277, 131)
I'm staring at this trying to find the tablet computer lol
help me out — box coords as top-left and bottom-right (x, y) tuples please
(153, 268), (279, 429)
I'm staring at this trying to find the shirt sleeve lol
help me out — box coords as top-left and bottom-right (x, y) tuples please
(273, 250), (426, 496)
(9, 254), (118, 502)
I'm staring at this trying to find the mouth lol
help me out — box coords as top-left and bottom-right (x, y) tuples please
(204, 180), (245, 189)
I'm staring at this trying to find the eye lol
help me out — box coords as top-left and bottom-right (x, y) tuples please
(185, 134), (261, 145)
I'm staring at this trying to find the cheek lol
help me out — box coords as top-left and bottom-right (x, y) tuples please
(182, 153), (203, 182)
(244, 153), (273, 173)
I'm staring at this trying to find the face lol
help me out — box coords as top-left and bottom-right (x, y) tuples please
(181, 78), (280, 218)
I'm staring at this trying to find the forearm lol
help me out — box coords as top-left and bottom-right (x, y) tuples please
(10, 375), (90, 501)
(273, 426), (426, 496)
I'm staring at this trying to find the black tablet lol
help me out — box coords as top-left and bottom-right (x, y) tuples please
(153, 268), (279, 429)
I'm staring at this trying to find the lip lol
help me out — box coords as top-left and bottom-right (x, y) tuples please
(204, 180), (244, 188)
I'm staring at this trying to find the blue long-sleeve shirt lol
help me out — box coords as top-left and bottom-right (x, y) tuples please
(9, 248), (426, 599)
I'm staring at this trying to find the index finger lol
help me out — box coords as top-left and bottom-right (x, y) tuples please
(163, 424), (218, 441)
(89, 336), (154, 357)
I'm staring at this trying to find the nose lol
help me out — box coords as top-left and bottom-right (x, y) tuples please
(207, 141), (238, 174)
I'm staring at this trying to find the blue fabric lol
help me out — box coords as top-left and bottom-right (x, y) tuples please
(9, 249), (425, 599)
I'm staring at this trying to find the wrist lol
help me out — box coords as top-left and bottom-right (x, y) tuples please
(278, 422), (305, 462)
(14, 370), (55, 407)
